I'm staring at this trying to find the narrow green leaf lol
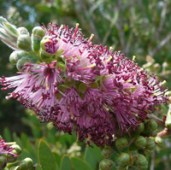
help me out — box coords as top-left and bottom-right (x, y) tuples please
(71, 157), (91, 170)
(84, 146), (102, 170)
(60, 156), (72, 170)
(38, 140), (59, 170)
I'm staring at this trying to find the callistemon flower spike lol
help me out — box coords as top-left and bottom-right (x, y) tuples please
(0, 17), (168, 146)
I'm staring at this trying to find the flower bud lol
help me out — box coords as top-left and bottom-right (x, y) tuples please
(17, 34), (31, 51)
(145, 119), (158, 135)
(99, 159), (114, 170)
(135, 136), (147, 149)
(135, 154), (148, 169)
(17, 27), (29, 36)
(16, 57), (33, 70)
(147, 120), (158, 131)
(32, 26), (45, 37)
(155, 136), (164, 147)
(136, 123), (144, 134)
(117, 153), (130, 166)
(101, 146), (113, 158)
(31, 26), (45, 52)
(16, 158), (34, 170)
(9, 51), (26, 64)
(146, 137), (155, 150)
(40, 36), (57, 54)
(115, 137), (128, 151)
(11, 144), (22, 155)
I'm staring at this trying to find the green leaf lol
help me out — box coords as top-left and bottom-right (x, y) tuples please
(3, 128), (11, 141)
(71, 157), (91, 170)
(38, 140), (59, 170)
(60, 156), (72, 170)
(84, 146), (102, 170)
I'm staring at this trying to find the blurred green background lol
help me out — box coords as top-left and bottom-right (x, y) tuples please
(0, 0), (171, 170)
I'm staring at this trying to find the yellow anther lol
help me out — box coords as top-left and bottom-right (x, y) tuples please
(88, 34), (94, 41)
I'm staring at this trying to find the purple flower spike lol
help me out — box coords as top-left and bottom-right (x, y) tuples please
(0, 61), (62, 121)
(0, 21), (168, 147)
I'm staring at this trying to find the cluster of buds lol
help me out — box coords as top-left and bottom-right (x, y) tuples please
(0, 137), (34, 170)
(0, 16), (168, 148)
(99, 118), (165, 170)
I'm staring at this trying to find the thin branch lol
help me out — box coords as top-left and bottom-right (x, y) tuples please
(149, 33), (171, 57)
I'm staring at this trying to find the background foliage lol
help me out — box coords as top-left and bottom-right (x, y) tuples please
(0, 0), (171, 170)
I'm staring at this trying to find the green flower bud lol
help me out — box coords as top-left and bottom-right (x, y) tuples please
(11, 144), (22, 155)
(17, 27), (29, 36)
(9, 51), (25, 64)
(31, 26), (45, 52)
(136, 123), (144, 134)
(135, 136), (147, 149)
(101, 146), (113, 158)
(32, 26), (45, 37)
(17, 34), (31, 51)
(10, 51), (37, 67)
(117, 153), (130, 166)
(115, 137), (128, 151)
(16, 158), (34, 170)
(146, 137), (155, 150)
(146, 119), (158, 131)
(16, 57), (33, 70)
(155, 136), (164, 147)
(99, 159), (114, 170)
(135, 154), (148, 170)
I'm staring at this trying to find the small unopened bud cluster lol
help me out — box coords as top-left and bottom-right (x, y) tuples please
(0, 137), (34, 170)
(99, 146), (114, 170)
(11, 25), (46, 70)
(99, 119), (163, 170)
(0, 17), (47, 70)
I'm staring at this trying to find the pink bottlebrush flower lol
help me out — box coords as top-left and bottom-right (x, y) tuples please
(0, 21), (168, 146)
(0, 138), (16, 157)
(0, 61), (62, 121)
